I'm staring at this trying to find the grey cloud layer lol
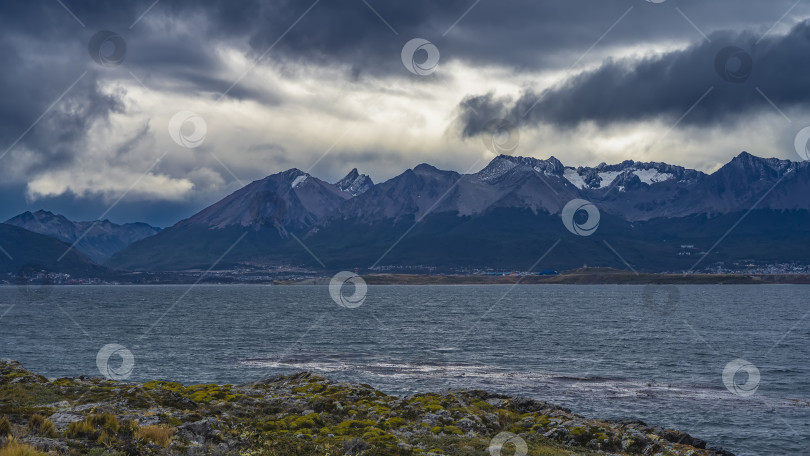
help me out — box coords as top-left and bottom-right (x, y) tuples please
(2, 0), (805, 155)
(0, 0), (807, 224)
(457, 18), (810, 136)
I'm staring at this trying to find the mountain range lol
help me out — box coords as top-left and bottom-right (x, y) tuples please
(5, 211), (160, 264)
(92, 152), (810, 273)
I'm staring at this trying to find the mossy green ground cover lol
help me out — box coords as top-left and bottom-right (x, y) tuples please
(0, 360), (723, 455)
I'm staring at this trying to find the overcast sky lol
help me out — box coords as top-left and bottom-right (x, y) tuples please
(1, 0), (809, 226)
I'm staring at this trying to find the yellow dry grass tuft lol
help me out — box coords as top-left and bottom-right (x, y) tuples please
(135, 424), (175, 447)
(0, 437), (47, 456)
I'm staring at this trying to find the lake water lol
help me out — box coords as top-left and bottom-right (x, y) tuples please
(1, 284), (808, 455)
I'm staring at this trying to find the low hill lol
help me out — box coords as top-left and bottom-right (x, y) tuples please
(0, 223), (107, 278)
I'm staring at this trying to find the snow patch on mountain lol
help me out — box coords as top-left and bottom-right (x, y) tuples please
(563, 168), (588, 189)
(564, 165), (678, 189)
(291, 175), (308, 188)
(533, 165), (558, 176)
(596, 171), (622, 188)
(633, 169), (674, 185)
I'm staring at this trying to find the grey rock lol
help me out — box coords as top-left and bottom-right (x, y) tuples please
(335, 168), (374, 196)
(48, 412), (83, 429)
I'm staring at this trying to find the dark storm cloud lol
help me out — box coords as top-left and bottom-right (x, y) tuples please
(0, 46), (125, 175)
(1, 0), (805, 159)
(200, 0), (809, 77)
(0, 1), (135, 175)
(457, 19), (810, 135)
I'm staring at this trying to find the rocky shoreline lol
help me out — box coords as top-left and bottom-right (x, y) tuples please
(0, 360), (735, 455)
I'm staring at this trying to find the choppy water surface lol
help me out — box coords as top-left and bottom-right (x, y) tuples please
(1, 284), (808, 455)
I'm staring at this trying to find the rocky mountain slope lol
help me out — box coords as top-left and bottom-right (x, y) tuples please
(181, 169), (351, 234)
(107, 169), (355, 271)
(335, 168), (374, 196)
(5, 210), (160, 264)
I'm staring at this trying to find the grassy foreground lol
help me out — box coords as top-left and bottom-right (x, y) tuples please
(0, 360), (733, 455)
